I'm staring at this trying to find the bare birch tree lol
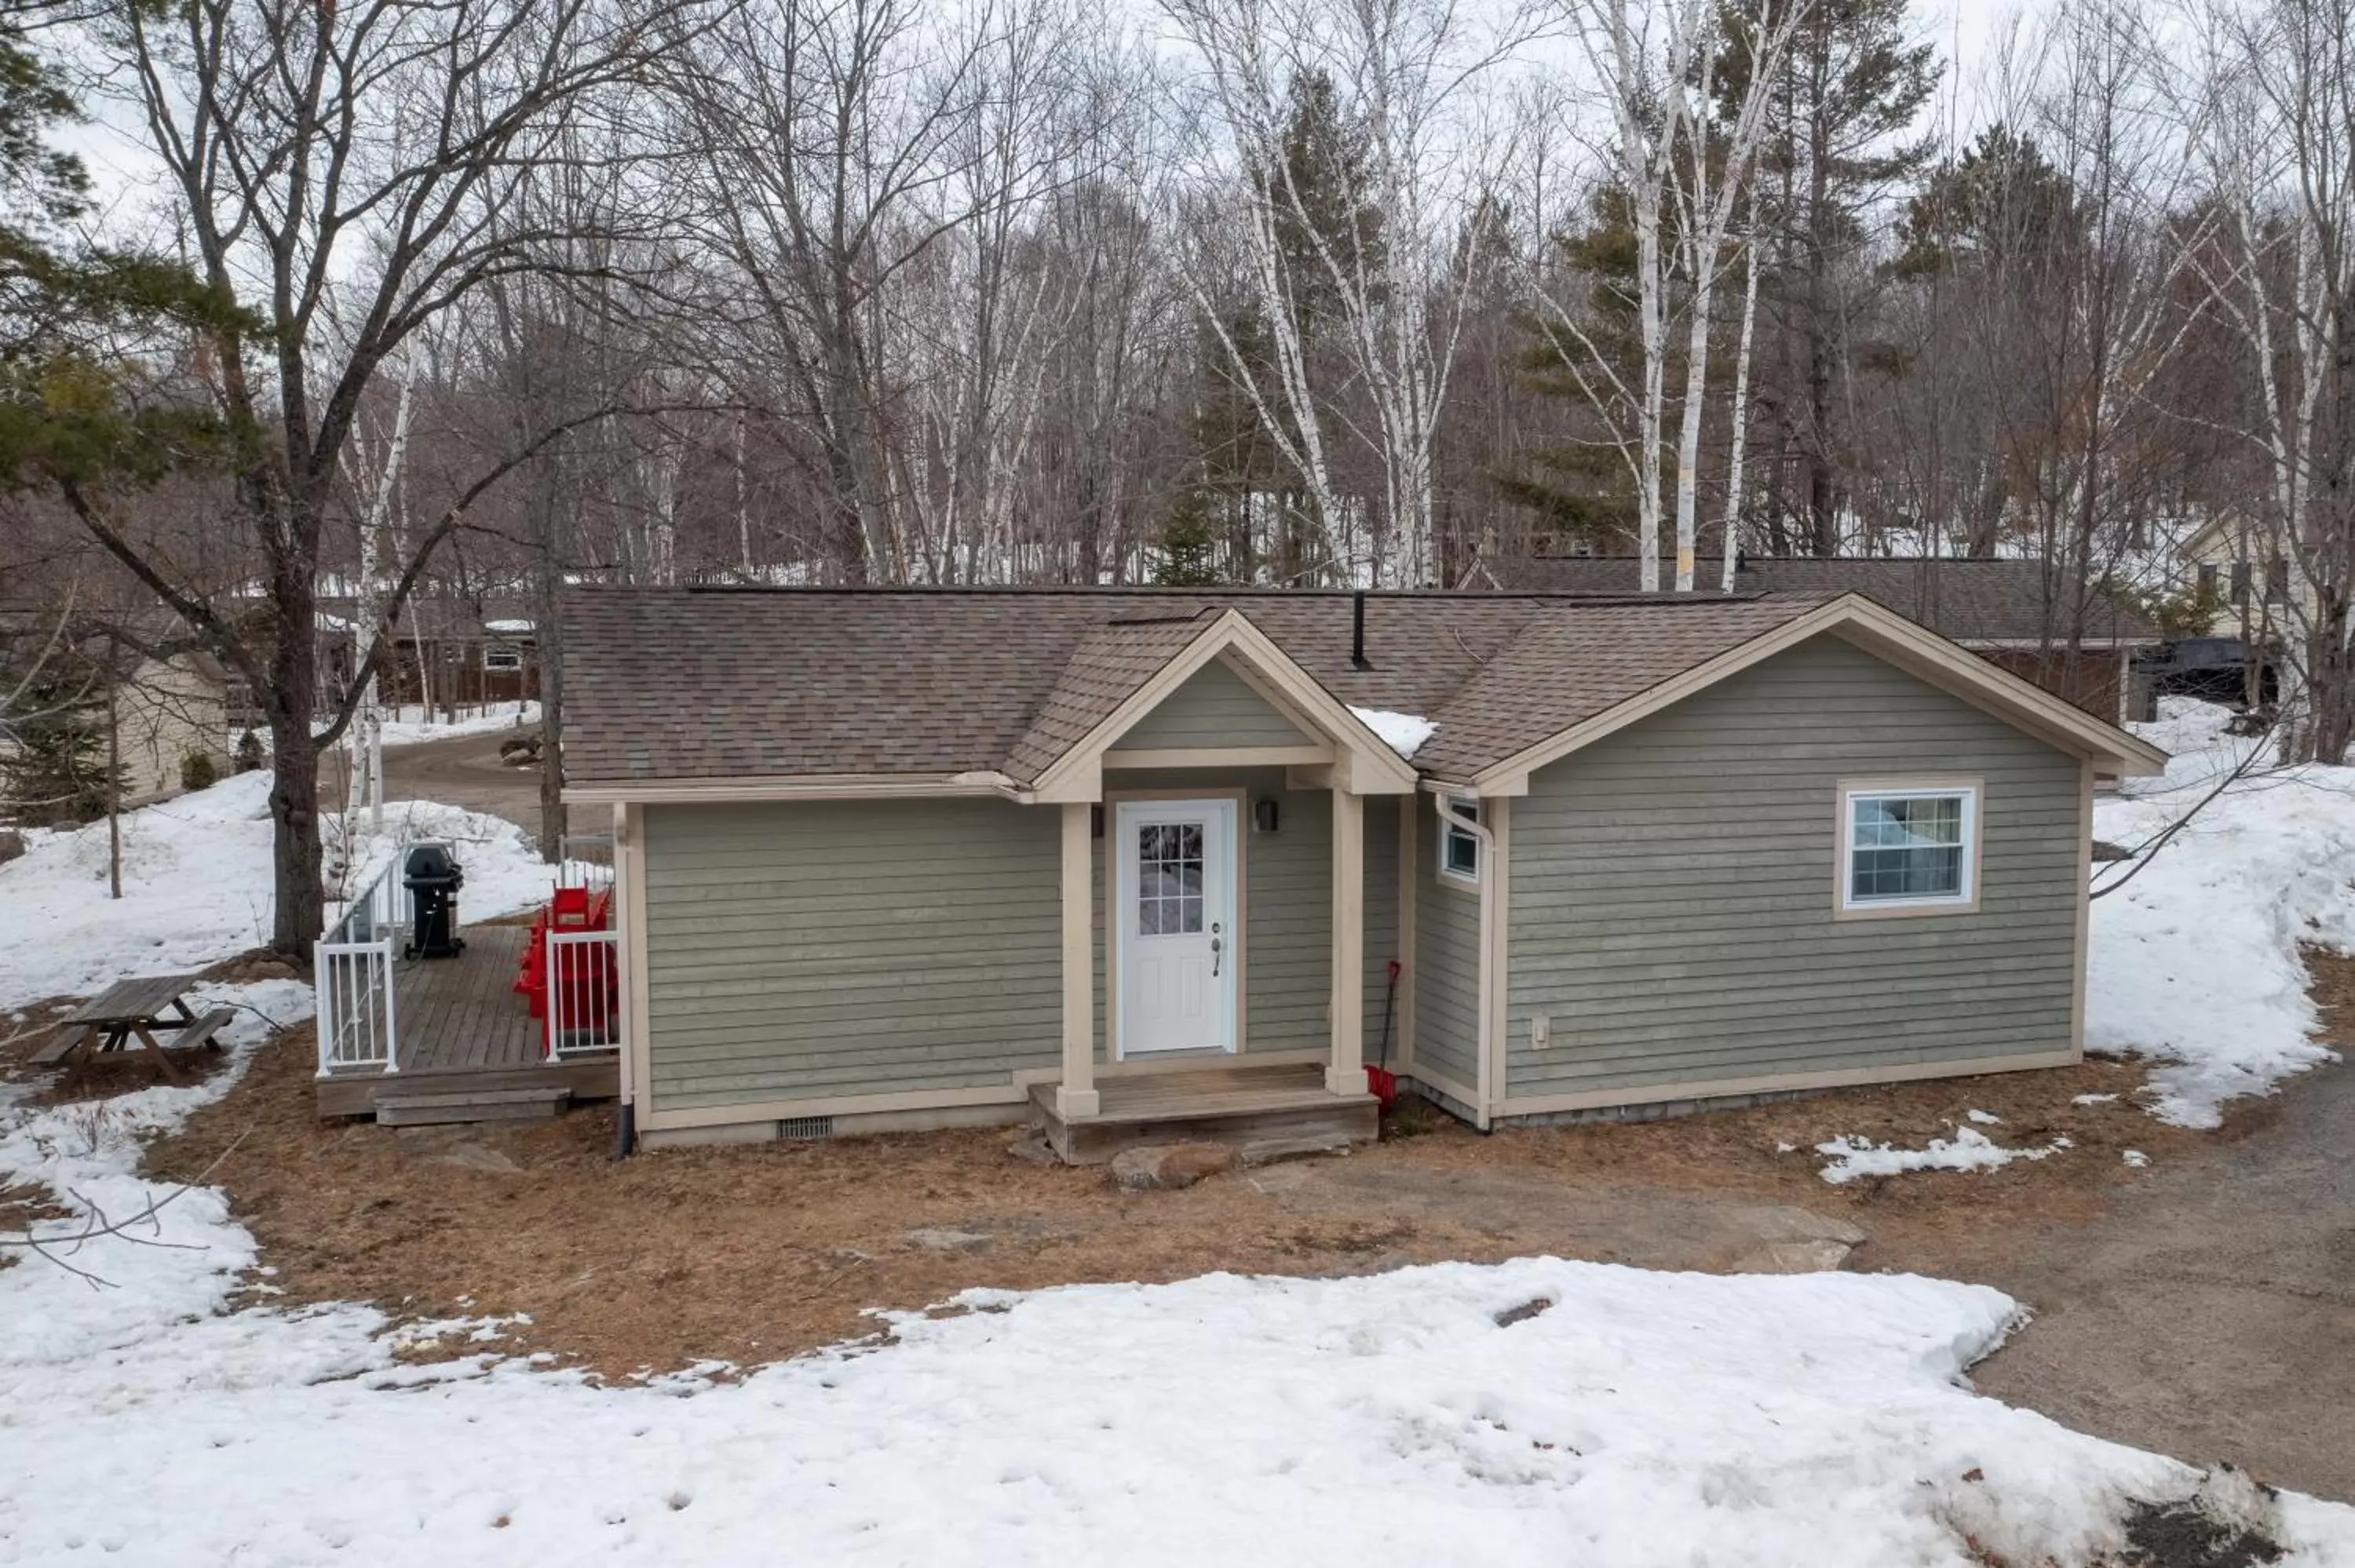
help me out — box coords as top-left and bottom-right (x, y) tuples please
(49, 0), (714, 952)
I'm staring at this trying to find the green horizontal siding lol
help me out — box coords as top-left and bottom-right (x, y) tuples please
(1414, 793), (1482, 1093)
(1113, 660), (1312, 749)
(1505, 633), (2084, 1104)
(643, 798), (1061, 1110)
(1362, 795), (1407, 1067)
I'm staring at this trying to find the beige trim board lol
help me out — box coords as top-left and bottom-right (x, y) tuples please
(1408, 1065), (1483, 1118)
(1057, 800), (1097, 1118)
(1396, 797), (1417, 1070)
(568, 773), (1024, 807)
(620, 803), (654, 1122)
(1831, 775), (1985, 921)
(637, 1079), (1032, 1134)
(1105, 744), (1333, 769)
(1473, 594), (2167, 792)
(2071, 758), (2094, 1055)
(639, 1101), (1030, 1150)
(1484, 794), (1511, 1119)
(1498, 1047), (2081, 1119)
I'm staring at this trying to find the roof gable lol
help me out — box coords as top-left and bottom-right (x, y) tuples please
(1108, 657), (1318, 752)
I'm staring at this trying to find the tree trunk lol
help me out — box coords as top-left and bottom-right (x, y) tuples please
(535, 472), (568, 864)
(268, 720), (325, 954)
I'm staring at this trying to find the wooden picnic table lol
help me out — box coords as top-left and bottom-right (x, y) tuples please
(36, 973), (235, 1082)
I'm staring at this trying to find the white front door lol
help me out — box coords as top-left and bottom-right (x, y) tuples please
(1115, 799), (1239, 1056)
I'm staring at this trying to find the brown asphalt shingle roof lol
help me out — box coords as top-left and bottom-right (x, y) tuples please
(558, 585), (1848, 786)
(1411, 596), (1827, 779)
(1002, 611), (1219, 784)
(1477, 556), (2162, 644)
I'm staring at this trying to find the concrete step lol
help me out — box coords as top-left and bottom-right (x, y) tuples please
(374, 1085), (571, 1126)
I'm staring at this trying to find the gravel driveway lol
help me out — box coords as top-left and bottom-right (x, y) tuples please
(382, 727), (543, 833)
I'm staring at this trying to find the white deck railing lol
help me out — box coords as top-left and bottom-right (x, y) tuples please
(316, 852), (404, 1075)
(545, 928), (622, 1058)
(558, 833), (615, 894)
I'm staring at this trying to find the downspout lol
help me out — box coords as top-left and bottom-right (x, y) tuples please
(1433, 793), (1498, 1132)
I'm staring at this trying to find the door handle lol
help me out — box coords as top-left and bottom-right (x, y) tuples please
(1210, 924), (1222, 978)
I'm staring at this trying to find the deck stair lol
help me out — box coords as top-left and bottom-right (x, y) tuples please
(372, 1084), (572, 1126)
(314, 924), (619, 1121)
(1030, 1062), (1378, 1165)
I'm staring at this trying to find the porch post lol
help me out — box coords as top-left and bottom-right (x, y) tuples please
(1055, 800), (1100, 1118)
(1327, 786), (1364, 1096)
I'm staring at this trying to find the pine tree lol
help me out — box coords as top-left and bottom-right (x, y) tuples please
(0, 669), (121, 827)
(1495, 184), (1652, 551)
(1732, 0), (1941, 554)
(1153, 487), (1231, 587)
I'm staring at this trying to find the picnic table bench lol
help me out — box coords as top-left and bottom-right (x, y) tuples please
(31, 972), (234, 1082)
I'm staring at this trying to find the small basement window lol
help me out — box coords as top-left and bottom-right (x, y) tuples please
(1840, 784), (1978, 915)
(1437, 797), (1481, 887)
(483, 644), (524, 672)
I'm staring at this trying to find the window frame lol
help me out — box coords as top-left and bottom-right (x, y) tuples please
(1835, 779), (1982, 920)
(1436, 795), (1482, 889)
(482, 643), (525, 673)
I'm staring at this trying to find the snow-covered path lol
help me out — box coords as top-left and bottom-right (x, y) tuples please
(2087, 701), (2355, 1125)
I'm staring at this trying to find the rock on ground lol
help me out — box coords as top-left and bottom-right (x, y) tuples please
(1111, 1143), (1236, 1191)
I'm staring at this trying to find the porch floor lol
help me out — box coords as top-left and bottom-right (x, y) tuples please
(1029, 1061), (1378, 1165)
(316, 924), (619, 1121)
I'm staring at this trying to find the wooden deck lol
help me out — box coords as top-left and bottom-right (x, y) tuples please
(315, 923), (619, 1121)
(1029, 1062), (1378, 1165)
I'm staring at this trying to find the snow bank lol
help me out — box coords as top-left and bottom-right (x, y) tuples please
(0, 774), (563, 1010)
(373, 701), (536, 749)
(1816, 1127), (2072, 1186)
(1349, 705), (1437, 759)
(4, 1001), (2352, 1566)
(2087, 698), (2354, 1126)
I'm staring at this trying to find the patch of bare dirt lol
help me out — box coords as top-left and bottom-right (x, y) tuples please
(144, 1013), (2262, 1380)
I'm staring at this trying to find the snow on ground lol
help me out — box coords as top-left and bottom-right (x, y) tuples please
(0, 772), (564, 1010)
(1815, 1127), (2072, 1187)
(370, 701), (537, 749)
(3, 1038), (2351, 1567)
(2087, 698), (2355, 1126)
(1349, 706), (1437, 760)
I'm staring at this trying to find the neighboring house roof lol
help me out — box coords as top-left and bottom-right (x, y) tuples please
(1474, 556), (2163, 644)
(562, 585), (2165, 797)
(312, 598), (539, 644)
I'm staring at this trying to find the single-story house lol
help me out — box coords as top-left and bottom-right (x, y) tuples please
(316, 596), (540, 709)
(1472, 556), (2163, 725)
(560, 586), (2164, 1160)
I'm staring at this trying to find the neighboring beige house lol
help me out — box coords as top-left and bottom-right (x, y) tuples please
(113, 652), (241, 804)
(2178, 516), (2307, 642)
(544, 585), (2163, 1160)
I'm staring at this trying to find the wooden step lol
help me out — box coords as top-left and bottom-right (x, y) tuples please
(316, 1056), (616, 1118)
(373, 1085), (571, 1126)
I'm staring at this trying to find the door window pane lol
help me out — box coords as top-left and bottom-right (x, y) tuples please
(1137, 819), (1207, 935)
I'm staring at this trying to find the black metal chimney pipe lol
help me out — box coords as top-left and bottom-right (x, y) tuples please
(1351, 589), (1370, 670)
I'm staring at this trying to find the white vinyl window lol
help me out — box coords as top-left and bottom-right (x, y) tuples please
(483, 644), (524, 672)
(1437, 797), (1481, 887)
(1840, 785), (1978, 913)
